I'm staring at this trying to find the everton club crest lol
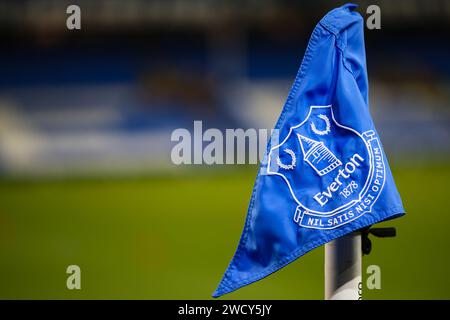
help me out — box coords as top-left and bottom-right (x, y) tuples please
(267, 105), (386, 229)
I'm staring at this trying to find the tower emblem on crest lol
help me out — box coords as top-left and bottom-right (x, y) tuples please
(267, 105), (386, 230)
(297, 134), (342, 176)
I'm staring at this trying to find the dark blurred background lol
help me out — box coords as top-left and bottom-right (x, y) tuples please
(0, 0), (449, 299)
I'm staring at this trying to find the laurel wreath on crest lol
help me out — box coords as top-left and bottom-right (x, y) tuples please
(310, 114), (331, 135)
(276, 148), (296, 170)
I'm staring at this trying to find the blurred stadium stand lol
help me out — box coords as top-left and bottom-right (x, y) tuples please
(0, 0), (448, 175)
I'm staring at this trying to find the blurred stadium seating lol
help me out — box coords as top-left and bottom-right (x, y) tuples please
(0, 0), (448, 175)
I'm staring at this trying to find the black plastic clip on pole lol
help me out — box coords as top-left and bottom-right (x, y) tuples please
(360, 226), (397, 255)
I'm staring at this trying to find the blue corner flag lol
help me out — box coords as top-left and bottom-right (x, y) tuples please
(213, 4), (405, 298)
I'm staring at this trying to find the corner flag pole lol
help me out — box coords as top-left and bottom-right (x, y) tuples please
(325, 232), (362, 300)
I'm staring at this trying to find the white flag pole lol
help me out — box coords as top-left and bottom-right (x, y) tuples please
(325, 232), (362, 300)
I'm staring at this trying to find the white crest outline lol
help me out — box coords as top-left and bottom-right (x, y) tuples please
(267, 105), (374, 216)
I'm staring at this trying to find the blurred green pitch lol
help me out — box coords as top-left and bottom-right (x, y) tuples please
(0, 161), (449, 299)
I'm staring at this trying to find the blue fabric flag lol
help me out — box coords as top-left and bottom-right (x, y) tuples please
(213, 3), (405, 298)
